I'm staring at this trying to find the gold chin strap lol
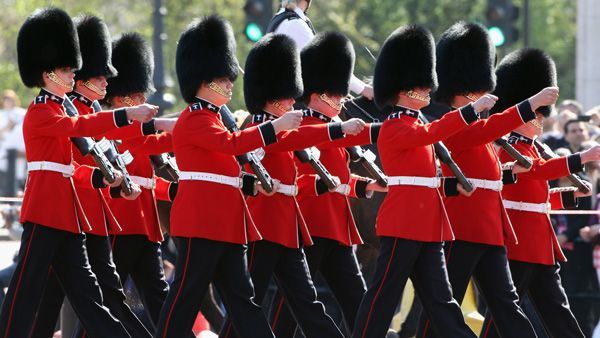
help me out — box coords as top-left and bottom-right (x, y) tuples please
(208, 81), (232, 99)
(272, 100), (289, 114)
(405, 90), (430, 103)
(122, 96), (135, 107)
(47, 71), (72, 90)
(319, 93), (342, 111)
(83, 80), (107, 97)
(529, 118), (543, 130)
(463, 93), (480, 102)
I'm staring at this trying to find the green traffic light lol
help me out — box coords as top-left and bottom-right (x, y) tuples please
(245, 23), (264, 42)
(488, 26), (506, 47)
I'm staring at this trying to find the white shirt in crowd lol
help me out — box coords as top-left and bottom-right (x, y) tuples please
(273, 6), (367, 95)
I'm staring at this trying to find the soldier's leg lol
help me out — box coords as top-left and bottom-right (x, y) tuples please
(0, 223), (61, 338)
(220, 241), (281, 338)
(417, 240), (485, 338)
(154, 237), (220, 338)
(272, 246), (343, 338)
(410, 242), (476, 338)
(472, 245), (536, 338)
(351, 237), (420, 338)
(30, 269), (65, 338)
(213, 242), (274, 338)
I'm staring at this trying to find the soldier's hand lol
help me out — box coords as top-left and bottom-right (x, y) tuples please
(457, 183), (475, 197)
(104, 170), (123, 188)
(528, 87), (559, 111)
(472, 94), (498, 113)
(361, 85), (374, 100)
(154, 118), (178, 133)
(121, 183), (142, 200)
(126, 104), (159, 123)
(272, 111), (303, 133)
(580, 144), (600, 164)
(257, 179), (279, 196)
(341, 118), (366, 136)
(366, 181), (388, 193)
(512, 158), (533, 174)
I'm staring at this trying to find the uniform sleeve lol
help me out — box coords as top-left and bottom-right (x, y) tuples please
(182, 113), (277, 156)
(262, 122), (344, 153)
(297, 174), (324, 197)
(316, 123), (381, 149)
(27, 104), (129, 137)
(276, 18), (314, 50)
(155, 177), (176, 202)
(348, 174), (374, 199)
(96, 120), (157, 140)
(516, 155), (582, 181)
(126, 133), (173, 156)
(382, 106), (477, 151)
(71, 163), (106, 190)
(549, 189), (578, 209)
(444, 101), (536, 151)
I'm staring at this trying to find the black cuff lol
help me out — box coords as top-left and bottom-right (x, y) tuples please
(168, 182), (178, 201)
(354, 179), (369, 199)
(443, 177), (459, 197)
(142, 120), (157, 135)
(370, 123), (382, 143)
(502, 169), (518, 185)
(315, 178), (329, 195)
(459, 104), (479, 124)
(114, 108), (130, 127)
(517, 100), (536, 122)
(110, 187), (122, 198)
(567, 154), (584, 173)
(92, 169), (107, 189)
(259, 122), (277, 146)
(562, 190), (578, 209)
(328, 122), (344, 140)
(241, 173), (258, 196)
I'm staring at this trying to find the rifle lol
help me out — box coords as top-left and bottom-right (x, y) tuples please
(346, 145), (388, 187)
(219, 105), (274, 193)
(63, 97), (116, 184)
(150, 153), (180, 181)
(91, 101), (134, 195)
(533, 139), (591, 194)
(294, 148), (338, 190)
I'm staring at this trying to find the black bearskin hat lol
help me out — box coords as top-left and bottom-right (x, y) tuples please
(176, 15), (239, 103)
(244, 34), (303, 114)
(74, 15), (118, 81)
(17, 7), (82, 88)
(374, 25), (437, 108)
(300, 31), (355, 102)
(105, 32), (154, 100)
(434, 21), (496, 106)
(492, 48), (557, 116)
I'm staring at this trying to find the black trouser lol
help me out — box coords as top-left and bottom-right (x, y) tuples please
(154, 237), (274, 338)
(352, 237), (475, 338)
(416, 240), (537, 338)
(480, 261), (584, 338)
(268, 237), (366, 337)
(30, 234), (151, 338)
(0, 223), (130, 338)
(220, 240), (343, 338)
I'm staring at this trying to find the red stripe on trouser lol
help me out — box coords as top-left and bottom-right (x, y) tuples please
(223, 242), (257, 338)
(482, 318), (494, 338)
(270, 297), (285, 330)
(4, 224), (37, 338)
(161, 237), (192, 338)
(421, 241), (455, 338)
(360, 238), (399, 338)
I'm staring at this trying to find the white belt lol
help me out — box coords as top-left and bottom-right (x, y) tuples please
(387, 176), (440, 188)
(178, 171), (242, 188)
(27, 161), (75, 177)
(130, 176), (155, 190)
(277, 183), (298, 196)
(468, 178), (503, 191)
(503, 200), (550, 214)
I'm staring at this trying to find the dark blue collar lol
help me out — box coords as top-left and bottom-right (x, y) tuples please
(507, 132), (534, 145)
(36, 89), (65, 105)
(252, 111), (278, 123)
(68, 91), (93, 107)
(190, 97), (221, 113)
(388, 105), (419, 120)
(303, 108), (331, 122)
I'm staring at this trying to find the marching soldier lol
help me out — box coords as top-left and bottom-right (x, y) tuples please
(220, 33), (367, 338)
(0, 7), (156, 338)
(154, 15), (301, 338)
(268, 31), (385, 337)
(416, 22), (560, 338)
(351, 24), (491, 338)
(102, 32), (179, 335)
(30, 14), (154, 338)
(480, 48), (594, 338)
(267, 0), (375, 100)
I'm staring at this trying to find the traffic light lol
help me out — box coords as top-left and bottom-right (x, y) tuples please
(486, 0), (519, 47)
(244, 0), (273, 42)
